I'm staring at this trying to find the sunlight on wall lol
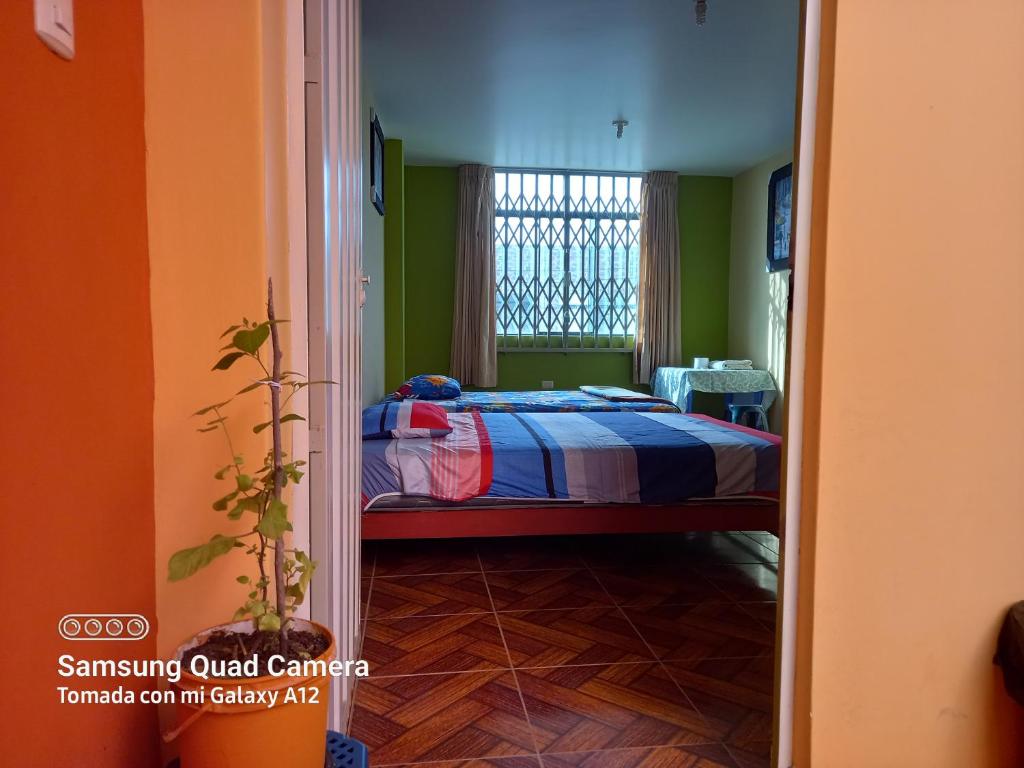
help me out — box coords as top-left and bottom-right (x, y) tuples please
(728, 151), (792, 431)
(767, 270), (789, 421)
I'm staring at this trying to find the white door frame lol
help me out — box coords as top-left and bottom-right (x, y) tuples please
(304, 0), (364, 731)
(775, 0), (822, 765)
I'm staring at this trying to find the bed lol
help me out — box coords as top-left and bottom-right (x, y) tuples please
(383, 387), (680, 414)
(362, 410), (780, 539)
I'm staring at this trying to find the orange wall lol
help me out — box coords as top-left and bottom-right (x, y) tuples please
(796, 0), (1024, 765)
(0, 2), (158, 765)
(144, 0), (276, 659)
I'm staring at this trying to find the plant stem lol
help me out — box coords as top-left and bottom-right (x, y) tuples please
(267, 278), (289, 655)
(212, 406), (242, 477)
(256, 523), (268, 604)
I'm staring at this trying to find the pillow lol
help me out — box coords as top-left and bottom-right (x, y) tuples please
(394, 374), (462, 401)
(362, 400), (453, 440)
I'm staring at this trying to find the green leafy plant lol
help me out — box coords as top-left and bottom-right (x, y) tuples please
(168, 279), (321, 655)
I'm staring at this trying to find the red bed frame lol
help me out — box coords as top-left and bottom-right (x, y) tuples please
(360, 414), (781, 540)
(362, 499), (779, 540)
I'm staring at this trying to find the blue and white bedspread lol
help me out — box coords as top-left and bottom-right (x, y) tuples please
(362, 411), (780, 510)
(385, 389), (679, 414)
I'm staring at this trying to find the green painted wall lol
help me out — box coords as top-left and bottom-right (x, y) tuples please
(396, 167), (733, 397)
(403, 166), (459, 378)
(383, 139), (406, 392)
(677, 176), (733, 414)
(679, 176), (733, 363)
(497, 351), (633, 390)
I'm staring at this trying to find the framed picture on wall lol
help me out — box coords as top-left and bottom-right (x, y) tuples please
(766, 162), (792, 273)
(370, 113), (385, 216)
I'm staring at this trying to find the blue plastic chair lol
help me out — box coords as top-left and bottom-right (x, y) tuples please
(724, 391), (770, 432)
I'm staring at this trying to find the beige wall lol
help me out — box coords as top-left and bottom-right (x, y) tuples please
(796, 1), (1024, 765)
(729, 151), (792, 432)
(362, 80), (386, 405)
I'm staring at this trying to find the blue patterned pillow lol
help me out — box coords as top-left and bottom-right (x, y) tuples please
(394, 374), (462, 401)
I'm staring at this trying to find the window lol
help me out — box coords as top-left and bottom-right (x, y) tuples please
(495, 169), (643, 350)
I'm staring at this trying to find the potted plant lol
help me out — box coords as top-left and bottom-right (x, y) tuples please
(164, 279), (334, 768)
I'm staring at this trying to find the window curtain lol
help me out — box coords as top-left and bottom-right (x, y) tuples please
(633, 171), (682, 385)
(450, 164), (498, 387)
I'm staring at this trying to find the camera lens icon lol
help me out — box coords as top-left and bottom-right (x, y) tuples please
(60, 617), (81, 637)
(59, 614), (150, 641)
(126, 618), (147, 637)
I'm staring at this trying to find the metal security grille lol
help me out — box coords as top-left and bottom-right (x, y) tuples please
(495, 169), (642, 351)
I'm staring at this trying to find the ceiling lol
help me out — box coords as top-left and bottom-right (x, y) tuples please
(363, 0), (800, 175)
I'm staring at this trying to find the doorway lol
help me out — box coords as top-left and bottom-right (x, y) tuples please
(303, 0), (823, 757)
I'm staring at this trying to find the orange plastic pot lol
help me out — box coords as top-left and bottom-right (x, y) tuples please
(165, 619), (335, 768)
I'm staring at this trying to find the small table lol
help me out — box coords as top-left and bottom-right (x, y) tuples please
(652, 367), (777, 415)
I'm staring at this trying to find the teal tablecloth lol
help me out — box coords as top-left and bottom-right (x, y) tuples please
(652, 367), (777, 413)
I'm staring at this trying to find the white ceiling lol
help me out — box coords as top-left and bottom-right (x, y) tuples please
(363, 0), (800, 175)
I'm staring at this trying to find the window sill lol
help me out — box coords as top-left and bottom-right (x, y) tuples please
(498, 347), (634, 354)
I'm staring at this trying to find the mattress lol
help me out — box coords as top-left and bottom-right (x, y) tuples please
(362, 411), (780, 510)
(384, 389), (679, 414)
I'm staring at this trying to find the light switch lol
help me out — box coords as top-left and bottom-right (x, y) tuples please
(34, 0), (75, 60)
(541, 380), (554, 390)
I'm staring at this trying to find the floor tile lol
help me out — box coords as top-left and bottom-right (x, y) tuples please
(578, 533), (777, 570)
(384, 758), (542, 768)
(623, 603), (773, 661)
(368, 572), (494, 618)
(498, 607), (654, 667)
(541, 743), (739, 767)
(593, 568), (722, 608)
(362, 542), (377, 576)
(665, 658), (773, 747)
(487, 569), (613, 611)
(516, 663), (719, 753)
(724, 741), (771, 768)
(577, 535), (684, 569)
(682, 533), (779, 565)
(352, 535), (777, 768)
(702, 564), (778, 602)
(479, 536), (586, 571)
(736, 532), (779, 556)
(375, 539), (482, 576)
(364, 613), (509, 676)
(348, 671), (535, 764)
(735, 603), (776, 633)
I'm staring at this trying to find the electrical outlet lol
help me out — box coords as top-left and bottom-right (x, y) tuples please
(541, 380), (554, 390)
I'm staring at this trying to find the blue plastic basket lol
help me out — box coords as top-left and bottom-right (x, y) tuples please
(326, 731), (369, 768)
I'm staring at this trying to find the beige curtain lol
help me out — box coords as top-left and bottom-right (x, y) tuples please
(633, 171), (682, 385)
(450, 164), (497, 387)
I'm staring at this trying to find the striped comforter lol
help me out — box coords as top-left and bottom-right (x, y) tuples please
(362, 411), (779, 510)
(384, 389), (679, 413)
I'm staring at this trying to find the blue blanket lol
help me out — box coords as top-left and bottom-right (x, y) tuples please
(362, 411), (779, 509)
(385, 389), (679, 414)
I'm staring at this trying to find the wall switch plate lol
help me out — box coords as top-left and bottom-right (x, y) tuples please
(541, 380), (554, 390)
(34, 0), (75, 60)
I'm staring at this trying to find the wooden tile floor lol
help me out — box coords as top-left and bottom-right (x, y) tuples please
(350, 532), (778, 767)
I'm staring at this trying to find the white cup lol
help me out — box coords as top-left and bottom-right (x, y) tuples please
(694, 357), (710, 369)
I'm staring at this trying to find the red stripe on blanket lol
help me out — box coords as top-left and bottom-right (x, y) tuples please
(689, 413), (782, 445)
(472, 411), (493, 496)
